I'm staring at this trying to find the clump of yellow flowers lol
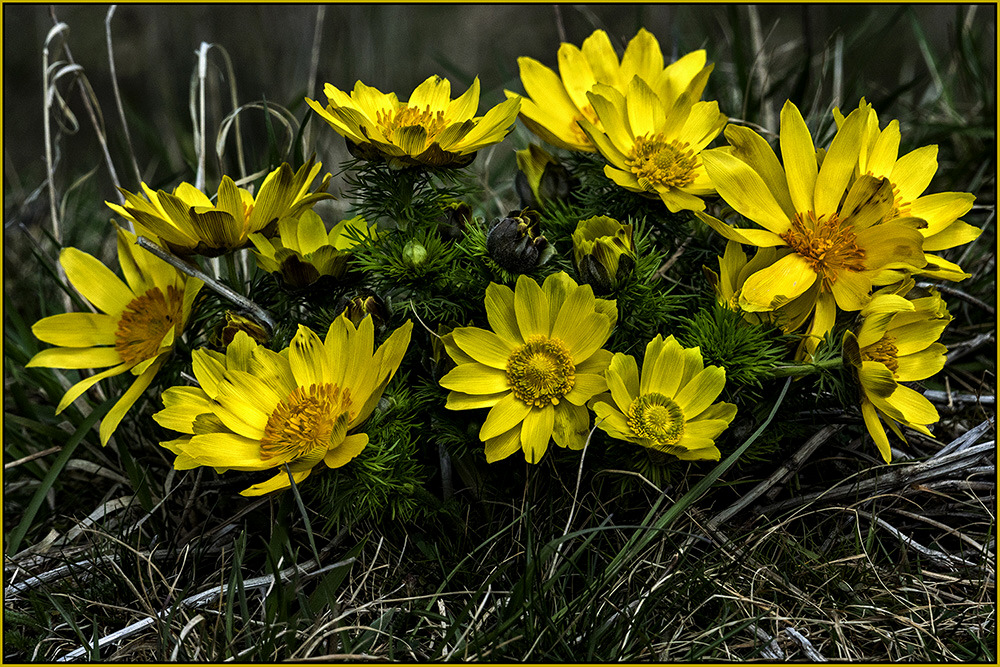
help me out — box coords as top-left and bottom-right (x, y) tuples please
(23, 24), (983, 514)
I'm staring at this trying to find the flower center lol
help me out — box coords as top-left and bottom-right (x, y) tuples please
(377, 105), (448, 145)
(260, 383), (352, 462)
(114, 285), (184, 366)
(779, 211), (866, 286)
(506, 335), (575, 408)
(862, 336), (899, 374)
(626, 392), (685, 447)
(626, 134), (698, 189)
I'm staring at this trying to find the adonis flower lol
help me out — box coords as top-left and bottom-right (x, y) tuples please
(306, 75), (520, 168)
(591, 335), (737, 461)
(506, 28), (713, 152)
(155, 314), (412, 496)
(843, 283), (951, 462)
(440, 272), (617, 463)
(27, 227), (203, 445)
(836, 98), (981, 283)
(579, 77), (728, 212)
(108, 158), (332, 257)
(572, 215), (636, 294)
(249, 210), (373, 289)
(697, 101), (928, 357)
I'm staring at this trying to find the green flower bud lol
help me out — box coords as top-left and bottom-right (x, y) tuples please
(515, 144), (577, 210)
(403, 239), (429, 268)
(572, 216), (636, 294)
(486, 209), (555, 274)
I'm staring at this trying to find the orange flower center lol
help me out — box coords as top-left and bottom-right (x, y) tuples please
(779, 211), (866, 287)
(114, 286), (184, 366)
(862, 336), (899, 374)
(377, 105), (448, 145)
(260, 383), (352, 462)
(626, 392), (685, 447)
(506, 335), (575, 408)
(626, 135), (698, 190)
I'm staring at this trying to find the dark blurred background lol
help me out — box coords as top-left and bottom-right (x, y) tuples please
(3, 4), (995, 288)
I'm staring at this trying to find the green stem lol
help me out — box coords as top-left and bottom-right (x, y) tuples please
(768, 357), (842, 378)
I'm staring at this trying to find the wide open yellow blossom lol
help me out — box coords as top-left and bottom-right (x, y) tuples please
(696, 101), (928, 357)
(843, 282), (951, 463)
(591, 335), (737, 461)
(578, 76), (727, 212)
(108, 158), (332, 257)
(154, 314), (412, 496)
(27, 227), (203, 445)
(306, 75), (520, 168)
(506, 28), (713, 152)
(440, 272), (617, 463)
(835, 98), (981, 283)
(249, 210), (374, 289)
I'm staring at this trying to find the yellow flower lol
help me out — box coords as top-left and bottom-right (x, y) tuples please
(578, 76), (727, 212)
(154, 314), (412, 496)
(843, 283), (951, 462)
(506, 28), (713, 152)
(439, 272), (617, 463)
(27, 227), (203, 445)
(108, 158), (332, 257)
(571, 215), (636, 293)
(306, 75), (520, 168)
(591, 335), (736, 461)
(249, 210), (373, 289)
(696, 101), (929, 357)
(835, 99), (981, 282)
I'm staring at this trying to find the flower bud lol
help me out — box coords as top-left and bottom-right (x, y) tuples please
(515, 144), (577, 210)
(486, 209), (555, 274)
(402, 239), (429, 268)
(436, 201), (472, 242)
(217, 311), (270, 348)
(571, 216), (636, 293)
(344, 295), (387, 328)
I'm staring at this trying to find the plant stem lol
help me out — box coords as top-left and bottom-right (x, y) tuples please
(768, 357), (842, 378)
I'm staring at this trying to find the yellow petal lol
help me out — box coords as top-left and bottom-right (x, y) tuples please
(625, 76), (666, 139)
(581, 29), (620, 86)
(485, 282), (522, 345)
(907, 192), (976, 237)
(700, 150), (791, 234)
(866, 120), (901, 177)
(55, 363), (130, 413)
(694, 212), (787, 247)
(620, 28), (664, 86)
(894, 344), (947, 382)
(606, 352), (640, 412)
(288, 324), (332, 389)
(779, 100), (818, 214)
(446, 390), (508, 411)
(674, 365), (726, 418)
(31, 312), (118, 347)
(27, 346), (122, 369)
(861, 400), (893, 463)
(514, 274), (550, 339)
(324, 432), (368, 469)
(480, 392), (532, 440)
(484, 426), (521, 463)
(552, 402), (590, 450)
(453, 327), (515, 369)
(154, 386), (215, 435)
(890, 144), (937, 202)
(739, 253), (818, 311)
(99, 358), (163, 445)
(564, 372), (607, 406)
(181, 432), (269, 470)
(240, 468), (311, 497)
(592, 401), (633, 440)
(446, 77), (480, 121)
(923, 220), (981, 252)
(440, 363), (509, 395)
(520, 405), (555, 464)
(814, 105), (864, 219)
(60, 247), (135, 315)
(408, 74), (451, 111)
(557, 42), (597, 113)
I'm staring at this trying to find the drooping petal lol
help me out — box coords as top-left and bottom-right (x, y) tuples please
(551, 401), (590, 450)
(324, 432), (369, 469)
(739, 253), (818, 311)
(520, 404), (555, 464)
(480, 392), (532, 440)
(484, 426), (522, 463)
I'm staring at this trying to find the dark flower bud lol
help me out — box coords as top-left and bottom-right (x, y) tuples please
(515, 144), (578, 210)
(572, 216), (636, 294)
(217, 311), (270, 348)
(344, 295), (387, 328)
(486, 209), (555, 274)
(436, 201), (472, 242)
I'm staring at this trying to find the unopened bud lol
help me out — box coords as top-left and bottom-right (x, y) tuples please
(486, 209), (555, 274)
(571, 216), (636, 294)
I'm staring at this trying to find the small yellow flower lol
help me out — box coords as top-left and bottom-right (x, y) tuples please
(154, 314), (413, 496)
(591, 335), (736, 461)
(578, 76), (727, 212)
(506, 28), (713, 152)
(109, 158), (332, 257)
(249, 210), (373, 289)
(835, 99), (981, 283)
(571, 215), (636, 293)
(843, 282), (951, 462)
(27, 227), (203, 445)
(306, 75), (520, 168)
(697, 101), (929, 357)
(439, 272), (617, 463)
